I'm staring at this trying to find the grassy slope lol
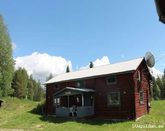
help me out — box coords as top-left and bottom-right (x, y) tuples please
(0, 98), (164, 131)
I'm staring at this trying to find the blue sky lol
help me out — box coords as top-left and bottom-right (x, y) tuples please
(0, 0), (165, 74)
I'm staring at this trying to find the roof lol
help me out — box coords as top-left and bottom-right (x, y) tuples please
(45, 57), (144, 84)
(54, 87), (95, 97)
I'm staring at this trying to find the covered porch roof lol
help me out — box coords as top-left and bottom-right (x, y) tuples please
(54, 87), (95, 97)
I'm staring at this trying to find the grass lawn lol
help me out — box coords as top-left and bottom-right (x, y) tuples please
(0, 97), (164, 131)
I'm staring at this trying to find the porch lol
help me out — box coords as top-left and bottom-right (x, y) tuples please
(53, 87), (95, 118)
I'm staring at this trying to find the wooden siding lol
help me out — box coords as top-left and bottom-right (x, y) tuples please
(93, 73), (135, 119)
(45, 59), (151, 119)
(46, 73), (136, 119)
(133, 60), (151, 119)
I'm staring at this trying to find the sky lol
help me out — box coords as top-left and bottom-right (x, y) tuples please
(0, 0), (165, 82)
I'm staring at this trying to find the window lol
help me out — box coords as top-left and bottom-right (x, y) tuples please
(54, 97), (60, 107)
(54, 84), (59, 89)
(139, 90), (144, 104)
(107, 92), (120, 106)
(75, 80), (85, 88)
(106, 76), (117, 85)
(76, 97), (80, 103)
(137, 71), (141, 82)
(76, 82), (81, 87)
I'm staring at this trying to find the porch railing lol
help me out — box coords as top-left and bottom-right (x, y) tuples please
(56, 106), (94, 117)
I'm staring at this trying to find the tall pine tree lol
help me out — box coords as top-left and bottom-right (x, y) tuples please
(89, 61), (94, 68)
(0, 15), (14, 97)
(66, 65), (70, 73)
(12, 68), (28, 98)
(46, 73), (53, 81)
(33, 80), (44, 101)
(161, 70), (165, 99)
(156, 77), (164, 99)
(27, 75), (34, 100)
(152, 77), (161, 100)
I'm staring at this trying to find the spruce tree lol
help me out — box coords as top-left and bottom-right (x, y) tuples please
(66, 65), (70, 73)
(156, 77), (164, 99)
(0, 15), (14, 97)
(152, 77), (161, 100)
(12, 68), (28, 98)
(12, 68), (44, 101)
(161, 70), (165, 99)
(27, 75), (34, 100)
(89, 61), (94, 68)
(33, 80), (44, 101)
(46, 73), (53, 81)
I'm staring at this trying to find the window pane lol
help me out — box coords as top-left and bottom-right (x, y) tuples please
(57, 98), (60, 103)
(54, 97), (60, 107)
(110, 93), (119, 104)
(107, 92), (120, 106)
(106, 76), (117, 84)
(139, 90), (144, 104)
(75, 81), (85, 88)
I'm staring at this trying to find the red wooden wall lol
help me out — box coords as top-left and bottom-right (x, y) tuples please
(46, 59), (151, 120)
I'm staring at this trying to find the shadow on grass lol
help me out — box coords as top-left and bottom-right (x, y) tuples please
(40, 116), (129, 125)
(30, 104), (131, 125)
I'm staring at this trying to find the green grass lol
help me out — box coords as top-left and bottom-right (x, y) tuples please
(0, 98), (164, 131)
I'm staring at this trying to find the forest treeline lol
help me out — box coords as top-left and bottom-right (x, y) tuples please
(0, 15), (44, 101)
(152, 71), (165, 100)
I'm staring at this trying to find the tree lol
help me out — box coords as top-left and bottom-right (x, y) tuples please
(33, 80), (44, 101)
(66, 65), (70, 73)
(152, 77), (161, 100)
(156, 76), (165, 99)
(12, 68), (28, 98)
(156, 77), (163, 88)
(46, 73), (53, 81)
(0, 15), (14, 97)
(27, 75), (44, 101)
(12, 67), (44, 101)
(27, 75), (34, 100)
(89, 61), (94, 68)
(161, 71), (165, 99)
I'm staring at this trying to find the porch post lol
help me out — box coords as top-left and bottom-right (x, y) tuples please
(67, 95), (69, 108)
(82, 94), (84, 107)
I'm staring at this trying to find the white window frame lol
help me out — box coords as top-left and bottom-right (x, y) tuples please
(137, 70), (141, 82)
(139, 90), (144, 104)
(75, 80), (85, 88)
(107, 92), (120, 106)
(54, 97), (60, 107)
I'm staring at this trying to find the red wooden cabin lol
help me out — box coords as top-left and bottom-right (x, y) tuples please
(45, 57), (152, 120)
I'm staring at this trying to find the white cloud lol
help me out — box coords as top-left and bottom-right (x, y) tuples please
(93, 56), (110, 66)
(15, 52), (72, 83)
(150, 67), (163, 78)
(15, 52), (163, 83)
(80, 56), (110, 70)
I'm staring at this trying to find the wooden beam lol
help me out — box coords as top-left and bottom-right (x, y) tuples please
(82, 94), (84, 107)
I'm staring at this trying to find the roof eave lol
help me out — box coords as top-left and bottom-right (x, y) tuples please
(54, 87), (95, 97)
(45, 70), (135, 85)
